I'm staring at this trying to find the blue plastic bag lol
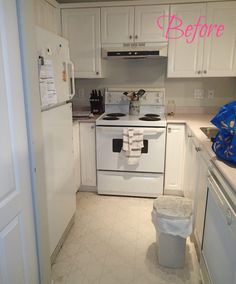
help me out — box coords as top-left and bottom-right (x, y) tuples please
(211, 101), (236, 165)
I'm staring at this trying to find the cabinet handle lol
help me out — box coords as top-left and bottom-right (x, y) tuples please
(203, 70), (207, 74)
(135, 35), (138, 39)
(195, 147), (201, 152)
(96, 71), (99, 75)
(168, 128), (171, 133)
(129, 35), (133, 39)
(188, 134), (193, 138)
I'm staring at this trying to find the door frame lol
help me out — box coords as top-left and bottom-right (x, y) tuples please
(16, 1), (51, 283)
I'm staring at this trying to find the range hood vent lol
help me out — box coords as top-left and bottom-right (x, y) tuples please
(102, 44), (167, 59)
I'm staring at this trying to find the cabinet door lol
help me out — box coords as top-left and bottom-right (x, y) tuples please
(168, 4), (205, 78)
(73, 122), (81, 192)
(165, 124), (185, 195)
(35, 0), (60, 34)
(80, 123), (97, 187)
(194, 152), (208, 252)
(62, 8), (101, 78)
(202, 2), (236, 77)
(101, 6), (134, 44)
(134, 5), (169, 43)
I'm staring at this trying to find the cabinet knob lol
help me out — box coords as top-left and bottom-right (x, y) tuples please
(203, 70), (207, 74)
(168, 128), (171, 133)
(135, 35), (138, 39)
(91, 125), (95, 129)
(129, 35), (133, 39)
(197, 70), (201, 75)
(195, 147), (201, 152)
(96, 71), (99, 75)
(188, 135), (193, 138)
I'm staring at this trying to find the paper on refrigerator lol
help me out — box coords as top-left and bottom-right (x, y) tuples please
(39, 59), (57, 107)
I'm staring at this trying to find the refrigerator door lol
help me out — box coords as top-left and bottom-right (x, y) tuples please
(36, 26), (74, 106)
(41, 103), (76, 255)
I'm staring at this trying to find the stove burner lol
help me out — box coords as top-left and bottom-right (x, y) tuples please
(145, 114), (160, 118)
(139, 117), (161, 121)
(106, 113), (126, 117)
(103, 116), (119, 120)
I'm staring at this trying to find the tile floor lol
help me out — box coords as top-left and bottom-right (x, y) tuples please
(51, 192), (201, 284)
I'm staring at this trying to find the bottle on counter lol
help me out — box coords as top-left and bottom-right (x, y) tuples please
(167, 100), (176, 116)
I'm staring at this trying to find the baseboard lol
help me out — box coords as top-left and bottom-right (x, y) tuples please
(79, 185), (97, 192)
(200, 254), (212, 284)
(50, 214), (75, 265)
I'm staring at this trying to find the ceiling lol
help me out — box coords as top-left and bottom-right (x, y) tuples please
(57, 0), (134, 3)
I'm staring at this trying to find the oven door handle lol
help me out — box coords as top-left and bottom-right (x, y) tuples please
(143, 129), (166, 136)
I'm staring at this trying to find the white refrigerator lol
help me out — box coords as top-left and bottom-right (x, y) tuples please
(36, 26), (76, 258)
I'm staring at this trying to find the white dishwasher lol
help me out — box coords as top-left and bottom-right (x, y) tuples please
(201, 167), (236, 284)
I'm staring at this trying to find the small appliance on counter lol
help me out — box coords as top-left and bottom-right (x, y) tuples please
(90, 89), (104, 114)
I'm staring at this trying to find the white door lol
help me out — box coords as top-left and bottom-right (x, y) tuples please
(134, 5), (169, 43)
(101, 6), (134, 44)
(0, 0), (38, 283)
(202, 2), (236, 77)
(80, 123), (97, 187)
(168, 3), (205, 78)
(62, 8), (101, 78)
(164, 124), (185, 195)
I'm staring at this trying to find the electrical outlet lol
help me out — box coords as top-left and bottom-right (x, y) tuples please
(194, 89), (205, 99)
(207, 90), (215, 99)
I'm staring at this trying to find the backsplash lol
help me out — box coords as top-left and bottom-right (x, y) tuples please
(73, 59), (236, 112)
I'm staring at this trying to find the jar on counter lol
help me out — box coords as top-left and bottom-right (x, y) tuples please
(167, 100), (176, 116)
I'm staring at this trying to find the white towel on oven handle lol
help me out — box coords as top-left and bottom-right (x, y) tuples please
(122, 128), (144, 165)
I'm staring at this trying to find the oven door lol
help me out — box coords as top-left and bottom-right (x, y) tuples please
(96, 126), (166, 173)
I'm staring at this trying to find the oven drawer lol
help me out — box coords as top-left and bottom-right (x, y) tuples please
(96, 126), (166, 173)
(97, 171), (164, 197)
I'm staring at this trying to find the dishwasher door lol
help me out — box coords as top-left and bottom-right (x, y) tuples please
(202, 175), (236, 284)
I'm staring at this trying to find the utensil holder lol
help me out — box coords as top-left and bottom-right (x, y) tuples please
(129, 100), (140, 115)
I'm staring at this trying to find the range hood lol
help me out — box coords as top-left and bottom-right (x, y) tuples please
(102, 44), (168, 59)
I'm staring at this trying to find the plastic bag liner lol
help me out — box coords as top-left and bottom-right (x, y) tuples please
(211, 101), (236, 165)
(151, 196), (193, 239)
(152, 210), (193, 239)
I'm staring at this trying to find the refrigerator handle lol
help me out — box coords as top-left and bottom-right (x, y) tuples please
(68, 61), (75, 99)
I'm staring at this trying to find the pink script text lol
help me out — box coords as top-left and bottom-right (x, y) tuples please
(157, 15), (225, 44)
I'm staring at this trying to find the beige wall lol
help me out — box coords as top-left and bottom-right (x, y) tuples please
(74, 59), (236, 110)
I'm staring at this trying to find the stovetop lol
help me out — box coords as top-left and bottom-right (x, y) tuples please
(96, 112), (166, 127)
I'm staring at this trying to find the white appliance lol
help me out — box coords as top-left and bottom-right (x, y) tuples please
(102, 43), (168, 59)
(36, 27), (76, 257)
(96, 88), (166, 197)
(201, 166), (236, 284)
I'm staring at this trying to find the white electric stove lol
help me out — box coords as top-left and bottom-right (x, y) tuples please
(96, 88), (166, 197)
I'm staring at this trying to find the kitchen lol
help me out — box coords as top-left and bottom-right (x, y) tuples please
(0, 0), (236, 284)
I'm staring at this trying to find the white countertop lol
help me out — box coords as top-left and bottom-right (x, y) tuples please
(167, 114), (236, 194)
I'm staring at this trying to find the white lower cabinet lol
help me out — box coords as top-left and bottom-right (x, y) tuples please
(79, 122), (97, 189)
(194, 151), (209, 253)
(73, 121), (81, 192)
(164, 124), (186, 195)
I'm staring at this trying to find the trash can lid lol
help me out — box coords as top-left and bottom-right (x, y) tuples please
(153, 196), (193, 219)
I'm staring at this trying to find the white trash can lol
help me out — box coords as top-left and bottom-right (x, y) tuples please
(151, 196), (193, 269)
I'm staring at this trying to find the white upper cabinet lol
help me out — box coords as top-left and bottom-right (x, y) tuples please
(202, 2), (236, 77)
(168, 2), (236, 78)
(101, 5), (169, 45)
(101, 6), (134, 44)
(168, 3), (205, 78)
(35, 0), (60, 34)
(62, 8), (102, 78)
(135, 5), (169, 43)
